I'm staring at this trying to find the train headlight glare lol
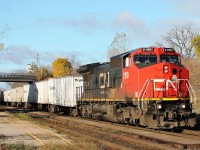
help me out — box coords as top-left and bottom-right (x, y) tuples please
(164, 66), (169, 69)
(164, 70), (169, 73)
(181, 104), (186, 109)
(157, 104), (162, 109)
(163, 65), (169, 74)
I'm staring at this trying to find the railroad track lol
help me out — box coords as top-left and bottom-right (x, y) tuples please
(29, 112), (162, 150)
(28, 111), (200, 149)
(2, 106), (200, 150)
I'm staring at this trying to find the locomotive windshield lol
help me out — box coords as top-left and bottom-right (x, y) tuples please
(134, 54), (157, 68)
(160, 54), (180, 65)
(134, 55), (157, 63)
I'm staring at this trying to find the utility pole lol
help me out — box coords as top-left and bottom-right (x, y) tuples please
(36, 53), (40, 68)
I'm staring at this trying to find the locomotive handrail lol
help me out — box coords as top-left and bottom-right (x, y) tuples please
(177, 79), (196, 108)
(138, 79), (151, 109)
(140, 79), (157, 109)
(138, 78), (196, 109)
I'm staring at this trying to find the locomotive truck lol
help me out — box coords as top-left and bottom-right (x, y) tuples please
(76, 47), (196, 129)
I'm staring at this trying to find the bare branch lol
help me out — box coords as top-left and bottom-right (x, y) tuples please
(107, 32), (132, 59)
(0, 24), (9, 39)
(68, 54), (81, 75)
(68, 54), (81, 70)
(156, 24), (200, 60)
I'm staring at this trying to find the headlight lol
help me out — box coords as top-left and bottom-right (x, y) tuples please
(157, 104), (162, 109)
(180, 104), (186, 109)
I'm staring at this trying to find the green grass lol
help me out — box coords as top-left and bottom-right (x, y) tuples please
(12, 113), (32, 121)
(1, 143), (37, 150)
(1, 142), (98, 150)
(39, 142), (97, 150)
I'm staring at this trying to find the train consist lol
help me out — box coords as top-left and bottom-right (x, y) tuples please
(77, 47), (196, 129)
(2, 47), (196, 129)
(3, 76), (83, 114)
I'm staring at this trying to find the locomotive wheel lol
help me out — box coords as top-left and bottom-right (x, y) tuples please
(145, 113), (158, 128)
(48, 104), (55, 113)
(24, 103), (28, 109)
(38, 104), (43, 110)
(71, 108), (78, 117)
(86, 113), (92, 119)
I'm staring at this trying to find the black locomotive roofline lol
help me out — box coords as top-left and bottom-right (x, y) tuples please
(77, 62), (101, 73)
(77, 62), (110, 74)
(77, 47), (149, 72)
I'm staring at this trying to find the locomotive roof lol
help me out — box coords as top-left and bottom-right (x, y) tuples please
(111, 47), (179, 59)
(110, 49), (137, 59)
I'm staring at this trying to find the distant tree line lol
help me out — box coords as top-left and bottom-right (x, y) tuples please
(27, 56), (80, 81)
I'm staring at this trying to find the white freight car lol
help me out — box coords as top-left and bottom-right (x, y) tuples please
(23, 84), (35, 108)
(35, 80), (49, 104)
(4, 87), (24, 107)
(51, 76), (83, 107)
(48, 76), (83, 112)
(14, 87), (24, 103)
(3, 76), (83, 114)
(34, 80), (49, 110)
(3, 89), (12, 103)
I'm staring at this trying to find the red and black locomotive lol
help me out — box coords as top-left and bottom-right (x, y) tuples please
(77, 47), (196, 129)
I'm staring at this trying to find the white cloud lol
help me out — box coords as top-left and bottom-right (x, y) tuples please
(36, 16), (106, 34)
(0, 45), (35, 64)
(172, 0), (200, 17)
(151, 17), (200, 42)
(48, 50), (102, 66)
(114, 12), (149, 36)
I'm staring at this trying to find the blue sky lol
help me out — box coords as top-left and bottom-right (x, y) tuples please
(0, 0), (200, 76)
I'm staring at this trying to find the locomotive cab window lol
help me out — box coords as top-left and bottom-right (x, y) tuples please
(123, 56), (131, 68)
(134, 54), (157, 68)
(99, 72), (109, 88)
(160, 54), (180, 65)
(99, 73), (105, 87)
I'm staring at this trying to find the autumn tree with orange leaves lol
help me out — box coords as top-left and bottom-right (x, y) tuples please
(52, 58), (72, 78)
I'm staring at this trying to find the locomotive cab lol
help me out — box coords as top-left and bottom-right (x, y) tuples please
(121, 47), (191, 99)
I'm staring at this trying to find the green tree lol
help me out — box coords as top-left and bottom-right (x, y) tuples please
(192, 35), (200, 58)
(52, 58), (72, 78)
